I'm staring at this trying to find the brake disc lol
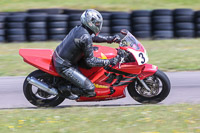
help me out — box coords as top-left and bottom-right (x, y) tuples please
(136, 76), (160, 97)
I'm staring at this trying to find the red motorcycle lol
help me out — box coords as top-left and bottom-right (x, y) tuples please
(19, 30), (170, 107)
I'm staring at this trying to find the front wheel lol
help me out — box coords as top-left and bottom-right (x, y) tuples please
(127, 69), (171, 104)
(23, 70), (65, 107)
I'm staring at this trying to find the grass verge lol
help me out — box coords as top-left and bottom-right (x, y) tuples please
(0, 39), (200, 76)
(0, 104), (200, 133)
(1, 0), (200, 12)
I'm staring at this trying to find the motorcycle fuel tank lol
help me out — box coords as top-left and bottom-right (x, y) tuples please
(93, 45), (117, 59)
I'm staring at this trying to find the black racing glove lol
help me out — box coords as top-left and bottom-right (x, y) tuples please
(109, 56), (120, 66)
(107, 34), (121, 43)
(117, 49), (129, 58)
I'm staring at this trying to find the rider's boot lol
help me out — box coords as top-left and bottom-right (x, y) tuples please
(71, 86), (96, 97)
(82, 80), (96, 97)
(58, 85), (79, 100)
(59, 84), (96, 98)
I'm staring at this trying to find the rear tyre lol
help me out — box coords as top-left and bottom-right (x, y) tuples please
(23, 70), (65, 107)
(128, 69), (170, 104)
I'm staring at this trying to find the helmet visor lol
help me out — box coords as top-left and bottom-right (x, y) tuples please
(95, 22), (101, 27)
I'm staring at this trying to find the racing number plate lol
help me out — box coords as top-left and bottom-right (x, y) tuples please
(127, 48), (149, 65)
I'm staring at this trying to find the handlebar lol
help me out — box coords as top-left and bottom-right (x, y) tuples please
(117, 49), (129, 58)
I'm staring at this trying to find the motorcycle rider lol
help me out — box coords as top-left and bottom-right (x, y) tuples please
(53, 9), (121, 100)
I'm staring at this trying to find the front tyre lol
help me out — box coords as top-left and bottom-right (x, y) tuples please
(23, 70), (65, 107)
(128, 69), (171, 104)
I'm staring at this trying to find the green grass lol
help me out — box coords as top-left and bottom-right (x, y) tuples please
(0, 104), (200, 133)
(0, 39), (200, 76)
(1, 0), (200, 12)
(143, 39), (200, 71)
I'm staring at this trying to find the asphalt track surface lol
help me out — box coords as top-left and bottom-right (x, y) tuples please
(0, 71), (200, 109)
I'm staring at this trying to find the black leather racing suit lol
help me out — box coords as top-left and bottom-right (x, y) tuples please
(53, 25), (114, 96)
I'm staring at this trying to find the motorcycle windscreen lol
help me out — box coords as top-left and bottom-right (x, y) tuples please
(120, 32), (149, 65)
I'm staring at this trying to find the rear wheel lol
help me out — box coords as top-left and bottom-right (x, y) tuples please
(23, 70), (65, 107)
(128, 70), (170, 104)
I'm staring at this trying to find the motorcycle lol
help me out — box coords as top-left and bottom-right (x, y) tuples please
(19, 29), (171, 107)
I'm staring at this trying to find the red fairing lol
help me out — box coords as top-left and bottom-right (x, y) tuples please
(114, 62), (144, 75)
(138, 64), (158, 80)
(93, 45), (117, 59)
(19, 49), (60, 76)
(77, 85), (126, 101)
(79, 67), (102, 78)
(19, 45), (117, 77)
(74, 45), (117, 78)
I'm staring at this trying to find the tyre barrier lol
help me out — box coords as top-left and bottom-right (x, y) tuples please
(195, 11), (200, 37)
(0, 16), (6, 42)
(99, 12), (111, 36)
(6, 15), (27, 42)
(151, 9), (174, 39)
(174, 9), (195, 38)
(68, 13), (81, 32)
(1, 8), (200, 42)
(131, 10), (152, 38)
(27, 14), (48, 41)
(111, 12), (131, 35)
(47, 14), (69, 41)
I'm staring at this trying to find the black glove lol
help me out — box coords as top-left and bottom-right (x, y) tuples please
(117, 49), (129, 58)
(107, 35), (121, 43)
(109, 56), (120, 66)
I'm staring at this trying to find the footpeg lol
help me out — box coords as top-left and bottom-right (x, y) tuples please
(67, 93), (79, 100)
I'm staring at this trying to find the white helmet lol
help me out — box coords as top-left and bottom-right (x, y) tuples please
(80, 9), (103, 35)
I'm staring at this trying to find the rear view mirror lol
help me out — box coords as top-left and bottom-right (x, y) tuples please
(120, 29), (128, 35)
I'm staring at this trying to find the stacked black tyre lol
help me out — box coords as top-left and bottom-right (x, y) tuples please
(47, 15), (68, 41)
(174, 9), (195, 38)
(111, 12), (131, 35)
(6, 14), (27, 42)
(195, 10), (200, 37)
(152, 9), (174, 39)
(68, 14), (81, 32)
(27, 14), (48, 41)
(0, 15), (6, 43)
(131, 10), (152, 39)
(100, 12), (111, 36)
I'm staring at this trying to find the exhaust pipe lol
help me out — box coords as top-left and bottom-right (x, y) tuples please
(27, 76), (58, 95)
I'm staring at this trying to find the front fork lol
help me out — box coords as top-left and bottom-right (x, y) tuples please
(137, 77), (151, 92)
(137, 64), (158, 92)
